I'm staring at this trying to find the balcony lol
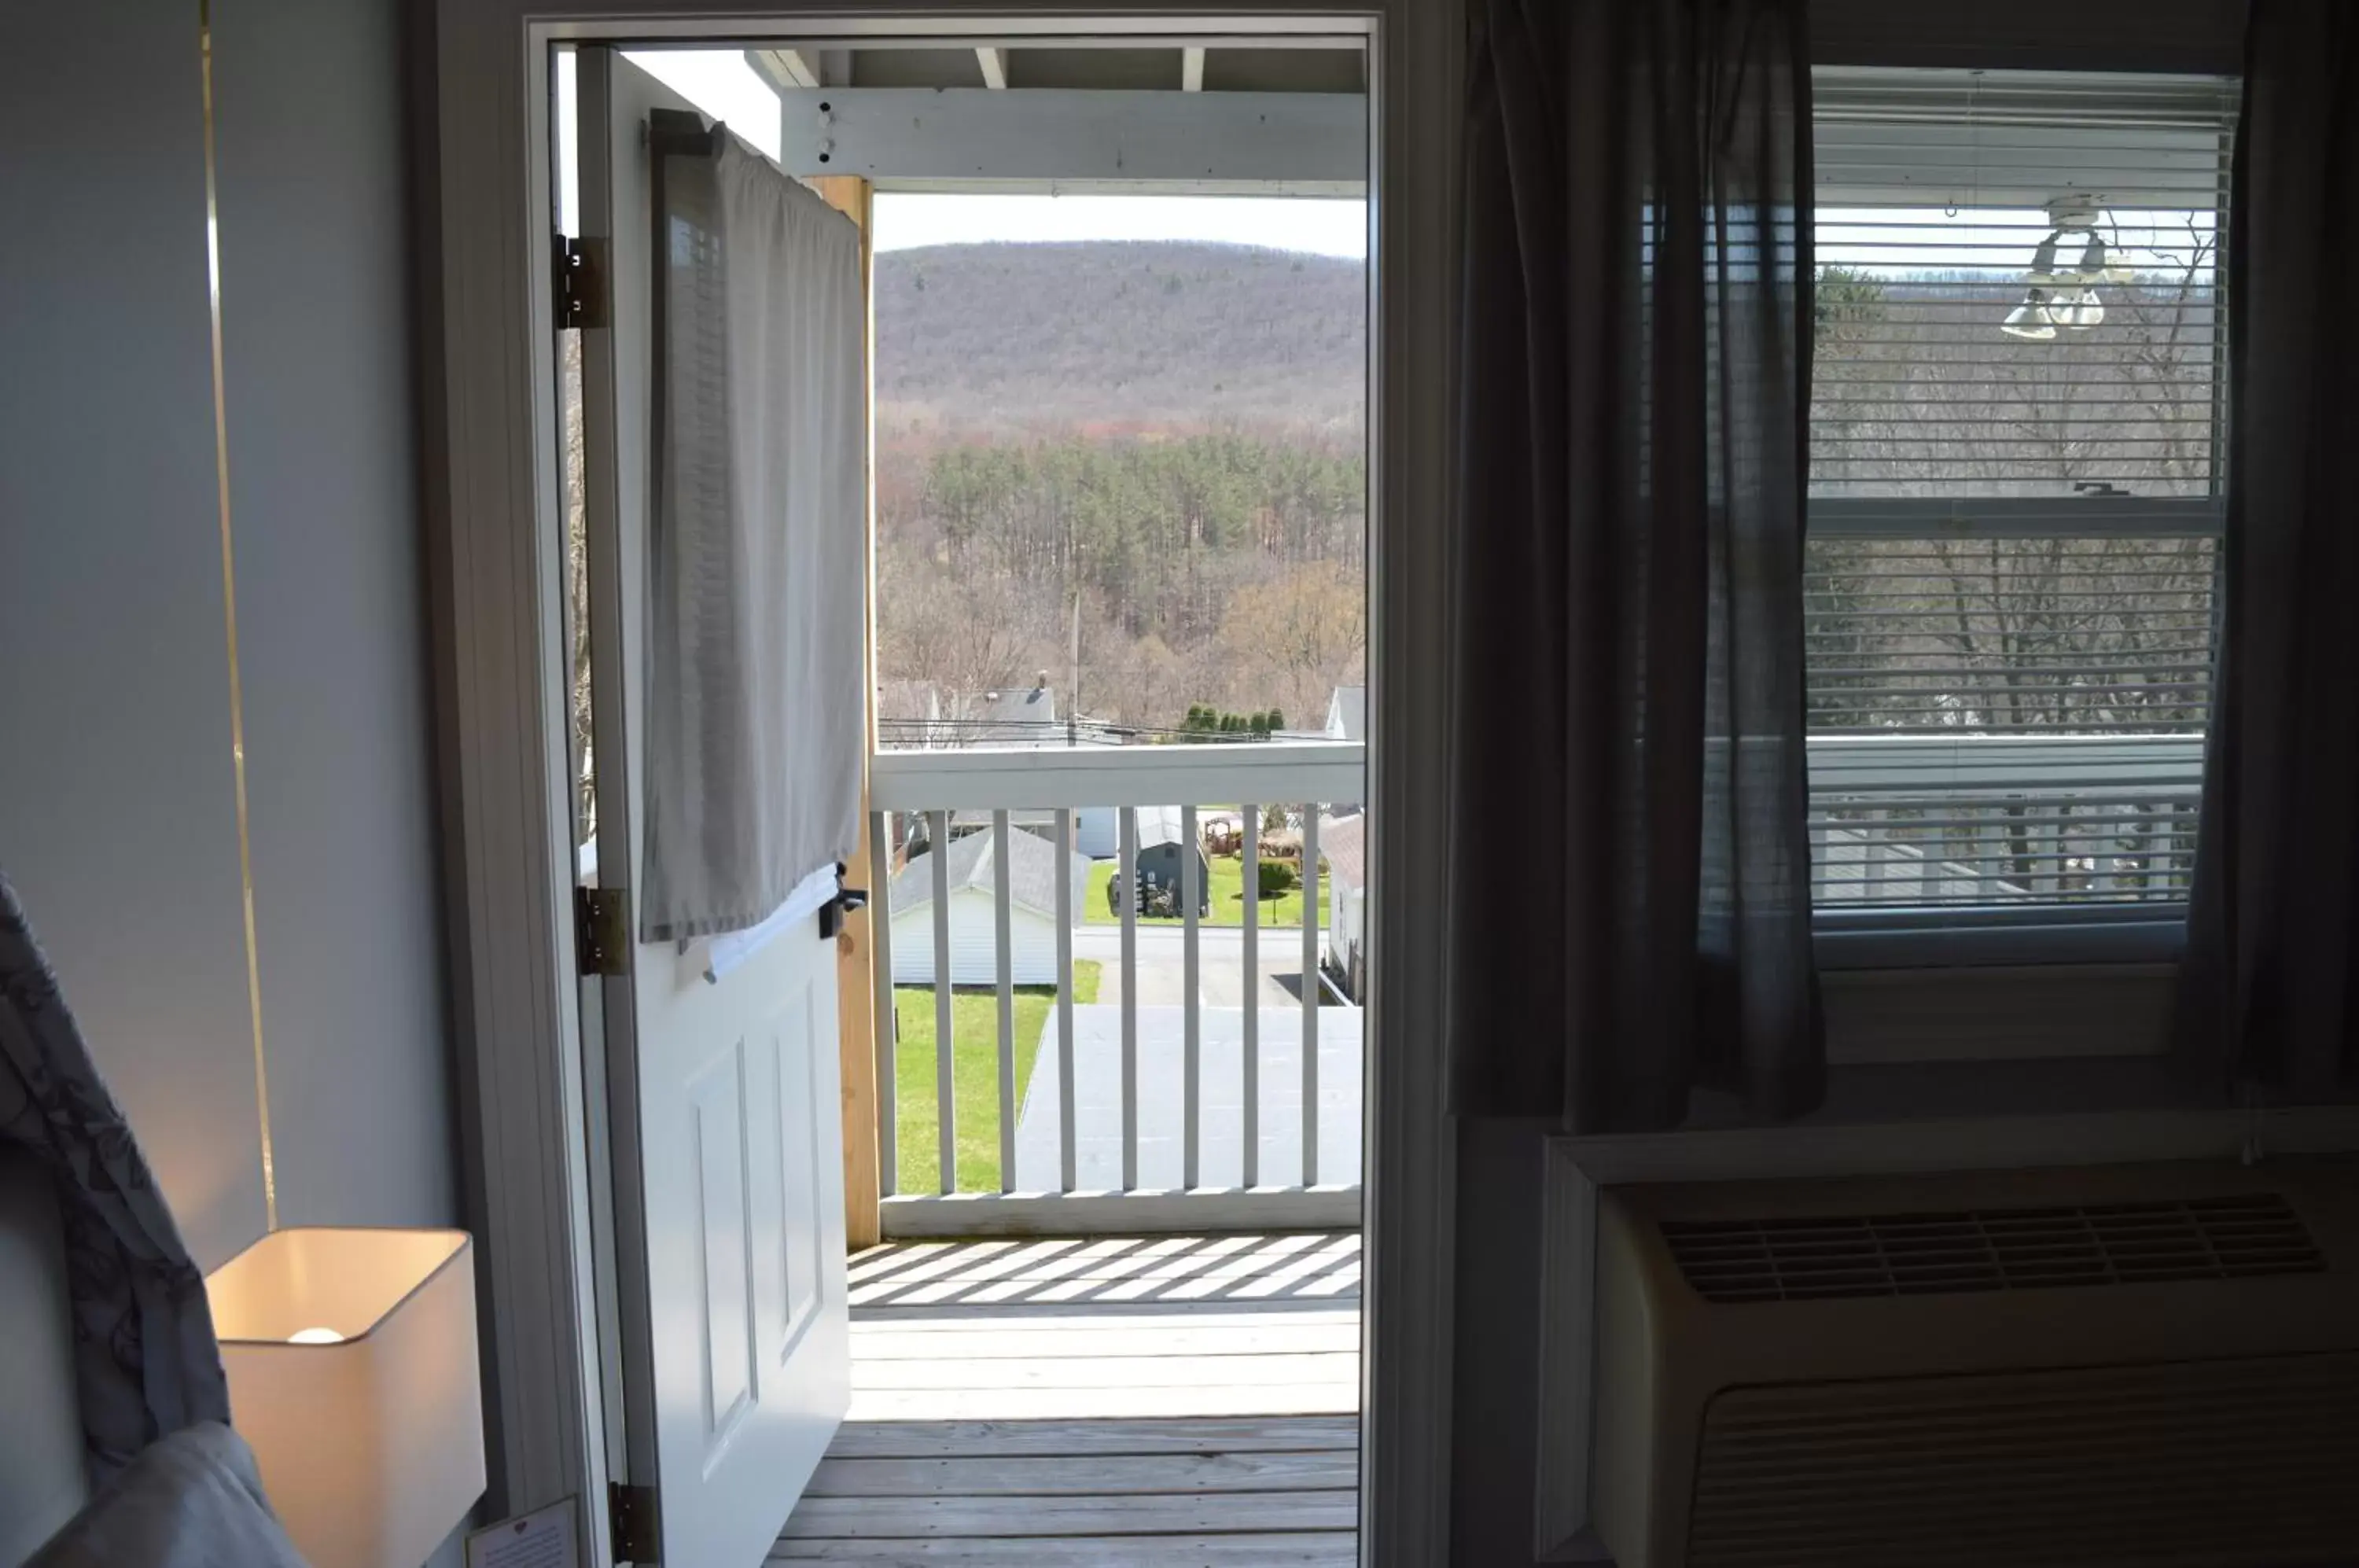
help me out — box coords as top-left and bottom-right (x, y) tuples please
(863, 740), (1365, 1238)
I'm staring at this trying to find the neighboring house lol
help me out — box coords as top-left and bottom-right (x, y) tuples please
(889, 826), (1087, 986)
(877, 675), (1083, 748)
(1325, 684), (1365, 742)
(1319, 812), (1367, 1002)
(947, 807), (1066, 846)
(1077, 801), (1183, 860)
(958, 677), (1058, 743)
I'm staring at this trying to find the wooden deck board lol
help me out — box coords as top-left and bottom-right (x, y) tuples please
(810, 1450), (1359, 1496)
(781, 1491), (1358, 1538)
(822, 1415), (1360, 1459)
(784, 1235), (1363, 1561)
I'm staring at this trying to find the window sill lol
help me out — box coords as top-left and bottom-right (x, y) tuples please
(1814, 903), (2188, 970)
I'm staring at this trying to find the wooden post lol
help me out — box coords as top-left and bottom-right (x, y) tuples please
(815, 175), (881, 1251)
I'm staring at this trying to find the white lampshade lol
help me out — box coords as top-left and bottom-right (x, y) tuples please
(2000, 289), (2058, 341)
(207, 1228), (486, 1568)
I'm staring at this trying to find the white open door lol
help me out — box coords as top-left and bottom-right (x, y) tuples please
(576, 46), (852, 1567)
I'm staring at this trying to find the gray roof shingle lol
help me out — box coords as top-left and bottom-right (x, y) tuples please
(890, 826), (1084, 920)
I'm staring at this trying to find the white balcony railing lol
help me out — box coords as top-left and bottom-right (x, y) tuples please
(862, 731), (2202, 1234)
(1809, 734), (2204, 906)
(866, 742), (1364, 1237)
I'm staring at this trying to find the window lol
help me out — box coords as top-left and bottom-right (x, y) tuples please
(1806, 68), (2235, 926)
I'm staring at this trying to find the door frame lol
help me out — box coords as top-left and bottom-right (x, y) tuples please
(421, 6), (1459, 1562)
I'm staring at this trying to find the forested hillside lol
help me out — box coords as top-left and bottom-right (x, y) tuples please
(868, 236), (2224, 747)
(874, 241), (1365, 436)
(872, 241), (1369, 735)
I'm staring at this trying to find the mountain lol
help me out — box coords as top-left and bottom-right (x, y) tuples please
(874, 241), (1366, 439)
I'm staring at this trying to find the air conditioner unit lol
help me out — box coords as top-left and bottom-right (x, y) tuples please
(1590, 1161), (2359, 1567)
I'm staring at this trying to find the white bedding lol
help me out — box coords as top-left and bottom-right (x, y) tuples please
(27, 1422), (309, 1568)
(0, 1148), (83, 1568)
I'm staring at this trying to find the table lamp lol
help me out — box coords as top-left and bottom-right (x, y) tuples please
(206, 1228), (486, 1568)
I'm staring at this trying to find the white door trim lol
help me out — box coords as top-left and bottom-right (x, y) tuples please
(425, 8), (1457, 1565)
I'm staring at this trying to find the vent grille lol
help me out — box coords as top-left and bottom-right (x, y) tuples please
(1689, 1355), (2359, 1567)
(1663, 1193), (2324, 1304)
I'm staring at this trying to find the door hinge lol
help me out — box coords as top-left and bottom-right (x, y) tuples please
(555, 233), (609, 329)
(575, 885), (629, 977)
(608, 1480), (660, 1564)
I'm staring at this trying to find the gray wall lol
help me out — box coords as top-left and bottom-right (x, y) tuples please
(0, 0), (453, 1297)
(1, 1), (269, 1272)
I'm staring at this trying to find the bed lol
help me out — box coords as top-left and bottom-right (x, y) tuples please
(0, 1146), (90, 1566)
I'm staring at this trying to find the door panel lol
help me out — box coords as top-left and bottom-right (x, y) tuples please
(578, 46), (851, 1566)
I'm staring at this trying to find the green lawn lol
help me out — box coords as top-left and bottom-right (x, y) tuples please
(1083, 852), (1324, 929)
(892, 959), (1102, 1194)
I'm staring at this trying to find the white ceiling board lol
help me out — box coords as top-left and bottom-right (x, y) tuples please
(780, 86), (1366, 187)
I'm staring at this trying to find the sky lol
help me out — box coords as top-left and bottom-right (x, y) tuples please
(874, 193), (1366, 258)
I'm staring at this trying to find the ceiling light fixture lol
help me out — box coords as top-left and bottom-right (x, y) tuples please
(2004, 198), (2120, 340)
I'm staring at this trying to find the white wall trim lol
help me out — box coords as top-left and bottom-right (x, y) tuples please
(430, 13), (608, 1551)
(1360, 2), (1459, 1562)
(429, 9), (1452, 1566)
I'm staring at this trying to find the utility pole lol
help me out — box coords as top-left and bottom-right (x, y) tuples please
(1068, 587), (1082, 747)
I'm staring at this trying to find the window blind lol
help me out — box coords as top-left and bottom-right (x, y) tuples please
(1806, 68), (2236, 911)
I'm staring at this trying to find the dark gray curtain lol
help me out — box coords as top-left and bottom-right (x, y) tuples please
(1447, 0), (1823, 1132)
(2177, 1), (2359, 1100)
(0, 873), (230, 1481)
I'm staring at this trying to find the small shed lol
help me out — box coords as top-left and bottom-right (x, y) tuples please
(1108, 833), (1213, 918)
(890, 827), (1087, 986)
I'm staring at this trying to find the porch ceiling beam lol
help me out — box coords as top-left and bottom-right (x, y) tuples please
(747, 46), (819, 90)
(778, 87), (1367, 189)
(1182, 45), (1206, 90)
(976, 46), (1010, 89)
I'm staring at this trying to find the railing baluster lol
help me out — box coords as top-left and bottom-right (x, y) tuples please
(1055, 808), (1076, 1194)
(1119, 805), (1139, 1192)
(870, 810), (897, 1198)
(992, 810), (1016, 1194)
(1241, 801), (1260, 1190)
(1181, 804), (1200, 1191)
(929, 808), (955, 1194)
(2033, 812), (2060, 895)
(1301, 807), (1320, 1187)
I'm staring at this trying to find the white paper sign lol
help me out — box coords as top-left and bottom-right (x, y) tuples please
(467, 1499), (580, 1568)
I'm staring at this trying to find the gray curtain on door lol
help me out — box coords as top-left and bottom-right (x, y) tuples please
(2177, 1), (2359, 1099)
(641, 131), (866, 942)
(1446, 0), (1823, 1132)
(0, 874), (230, 1482)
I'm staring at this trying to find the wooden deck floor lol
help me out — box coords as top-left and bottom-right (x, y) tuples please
(775, 1233), (1362, 1565)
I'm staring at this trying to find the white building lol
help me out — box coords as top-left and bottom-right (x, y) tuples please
(889, 826), (1087, 986)
(1325, 684), (1365, 742)
(1319, 811), (1367, 1002)
(1076, 802), (1184, 861)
